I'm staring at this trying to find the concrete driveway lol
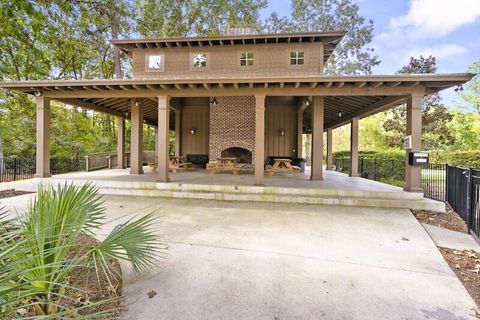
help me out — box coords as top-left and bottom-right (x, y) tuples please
(1, 194), (477, 319)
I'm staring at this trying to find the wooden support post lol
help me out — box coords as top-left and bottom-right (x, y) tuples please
(130, 100), (144, 174)
(175, 110), (181, 156)
(117, 116), (126, 169)
(310, 96), (324, 181)
(297, 110), (303, 158)
(350, 117), (359, 177)
(326, 128), (333, 170)
(157, 96), (170, 182)
(254, 95), (266, 186)
(404, 90), (424, 192)
(35, 96), (51, 178)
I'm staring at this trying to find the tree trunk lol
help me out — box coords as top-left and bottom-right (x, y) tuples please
(0, 130), (5, 171)
(111, 20), (122, 79)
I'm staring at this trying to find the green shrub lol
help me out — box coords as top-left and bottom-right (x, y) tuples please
(445, 151), (480, 168)
(0, 184), (166, 318)
(332, 149), (405, 160)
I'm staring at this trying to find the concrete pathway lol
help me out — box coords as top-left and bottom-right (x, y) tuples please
(423, 223), (480, 252)
(1, 194), (477, 319)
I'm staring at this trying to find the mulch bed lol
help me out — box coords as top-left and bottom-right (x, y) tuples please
(64, 234), (123, 318)
(411, 203), (468, 233)
(440, 248), (480, 308)
(0, 189), (33, 199)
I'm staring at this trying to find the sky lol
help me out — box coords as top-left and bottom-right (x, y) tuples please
(260, 0), (480, 108)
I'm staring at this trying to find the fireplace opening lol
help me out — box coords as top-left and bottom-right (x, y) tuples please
(221, 147), (252, 163)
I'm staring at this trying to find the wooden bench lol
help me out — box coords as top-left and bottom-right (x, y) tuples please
(265, 158), (301, 176)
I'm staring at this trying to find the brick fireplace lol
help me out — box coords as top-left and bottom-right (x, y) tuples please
(209, 96), (256, 164)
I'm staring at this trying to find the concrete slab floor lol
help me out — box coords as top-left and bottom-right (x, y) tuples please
(1, 194), (477, 319)
(96, 195), (477, 320)
(423, 223), (480, 252)
(49, 165), (403, 193)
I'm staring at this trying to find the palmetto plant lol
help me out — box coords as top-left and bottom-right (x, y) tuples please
(0, 183), (166, 318)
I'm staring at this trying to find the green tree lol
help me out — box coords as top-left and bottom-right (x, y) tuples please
(263, 0), (380, 74)
(135, 0), (267, 37)
(461, 60), (480, 116)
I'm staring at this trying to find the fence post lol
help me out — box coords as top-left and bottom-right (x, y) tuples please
(107, 155), (111, 169)
(360, 158), (364, 175)
(467, 168), (473, 230)
(445, 164), (448, 203)
(85, 156), (90, 172)
(13, 158), (17, 181)
(373, 158), (377, 181)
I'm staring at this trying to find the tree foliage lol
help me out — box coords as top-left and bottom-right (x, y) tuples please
(263, 0), (380, 74)
(136, 0), (267, 37)
(461, 59), (480, 116)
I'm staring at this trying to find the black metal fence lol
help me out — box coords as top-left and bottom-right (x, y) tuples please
(0, 157), (86, 182)
(422, 163), (447, 202)
(446, 166), (480, 238)
(333, 157), (446, 201)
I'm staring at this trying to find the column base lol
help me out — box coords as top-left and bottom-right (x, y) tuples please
(34, 173), (51, 178)
(403, 187), (424, 193)
(310, 175), (323, 181)
(157, 178), (170, 183)
(254, 183), (265, 186)
(349, 173), (359, 177)
(129, 169), (144, 175)
(326, 165), (335, 171)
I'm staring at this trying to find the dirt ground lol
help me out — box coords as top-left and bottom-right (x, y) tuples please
(413, 205), (480, 309)
(0, 189), (32, 199)
(440, 248), (480, 309)
(412, 203), (468, 233)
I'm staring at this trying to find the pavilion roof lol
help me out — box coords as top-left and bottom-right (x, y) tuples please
(0, 73), (473, 129)
(111, 31), (346, 64)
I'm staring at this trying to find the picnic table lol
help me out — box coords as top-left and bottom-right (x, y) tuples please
(209, 157), (242, 174)
(147, 156), (192, 173)
(169, 156), (191, 173)
(265, 158), (300, 176)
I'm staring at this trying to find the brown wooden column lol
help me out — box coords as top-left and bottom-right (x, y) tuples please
(350, 117), (359, 177)
(35, 95), (51, 178)
(254, 94), (266, 186)
(310, 96), (324, 181)
(117, 116), (126, 169)
(157, 96), (170, 182)
(130, 100), (144, 174)
(154, 126), (159, 161)
(175, 110), (181, 156)
(297, 110), (303, 158)
(326, 128), (333, 170)
(404, 90), (424, 192)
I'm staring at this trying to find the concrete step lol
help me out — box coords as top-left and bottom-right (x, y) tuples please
(14, 176), (442, 212)
(48, 178), (444, 212)
(99, 186), (445, 211)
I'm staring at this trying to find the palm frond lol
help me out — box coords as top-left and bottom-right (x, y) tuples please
(91, 212), (167, 274)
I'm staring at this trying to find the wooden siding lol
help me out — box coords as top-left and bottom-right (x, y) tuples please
(265, 104), (298, 158)
(132, 43), (324, 79)
(180, 105), (209, 155)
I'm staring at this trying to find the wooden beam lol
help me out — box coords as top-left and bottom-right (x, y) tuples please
(44, 85), (425, 98)
(325, 96), (406, 129)
(57, 98), (125, 117)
